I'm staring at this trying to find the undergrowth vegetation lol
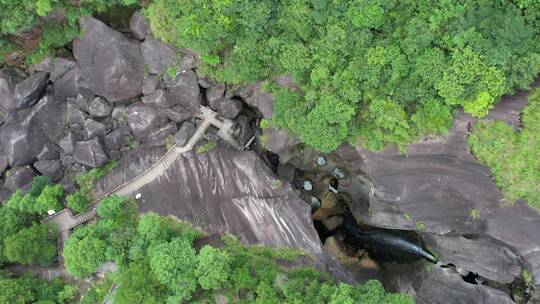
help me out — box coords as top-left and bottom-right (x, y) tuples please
(469, 88), (540, 210)
(146, 0), (540, 152)
(66, 196), (413, 303)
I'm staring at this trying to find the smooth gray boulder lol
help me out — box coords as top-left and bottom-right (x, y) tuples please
(141, 37), (178, 75)
(0, 78), (13, 111)
(125, 103), (169, 141)
(84, 119), (107, 140)
(260, 127), (301, 154)
(104, 128), (127, 150)
(162, 105), (193, 123)
(174, 122), (195, 146)
(73, 139), (109, 168)
(37, 143), (60, 161)
(237, 81), (274, 119)
(142, 89), (174, 108)
(73, 17), (144, 102)
(11, 72), (49, 109)
(53, 65), (90, 98)
(5, 167), (36, 192)
(88, 97), (112, 118)
(167, 70), (200, 114)
(142, 75), (159, 96)
(58, 132), (82, 155)
(218, 98), (243, 119)
(0, 155), (8, 175)
(129, 10), (151, 40)
(111, 107), (128, 122)
(34, 159), (63, 182)
(29, 57), (76, 82)
(67, 102), (88, 129)
(0, 96), (66, 166)
(144, 122), (177, 147)
(206, 83), (225, 110)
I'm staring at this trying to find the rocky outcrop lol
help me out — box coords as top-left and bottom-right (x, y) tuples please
(218, 98), (243, 119)
(29, 57), (76, 83)
(73, 139), (109, 168)
(5, 167), (36, 191)
(88, 97), (112, 118)
(53, 65), (89, 98)
(129, 10), (150, 40)
(141, 37), (178, 75)
(125, 103), (169, 141)
(0, 96), (66, 166)
(73, 17), (144, 102)
(11, 72), (49, 109)
(34, 159), (63, 182)
(167, 70), (200, 114)
(237, 81), (274, 119)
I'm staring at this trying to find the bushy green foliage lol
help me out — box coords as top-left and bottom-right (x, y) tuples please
(66, 191), (90, 214)
(67, 160), (117, 214)
(80, 277), (113, 304)
(63, 196), (137, 277)
(469, 88), (540, 210)
(0, 272), (73, 304)
(195, 245), (231, 291)
(6, 176), (61, 216)
(3, 223), (57, 266)
(147, 0), (540, 152)
(114, 259), (166, 304)
(149, 236), (198, 303)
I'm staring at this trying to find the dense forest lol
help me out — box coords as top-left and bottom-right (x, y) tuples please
(2, 0), (540, 152)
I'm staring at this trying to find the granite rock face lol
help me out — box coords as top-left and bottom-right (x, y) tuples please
(237, 81), (274, 119)
(218, 98), (243, 119)
(73, 139), (109, 168)
(0, 96), (66, 166)
(174, 122), (195, 146)
(73, 17), (144, 102)
(144, 122), (177, 147)
(125, 103), (169, 141)
(37, 143), (60, 161)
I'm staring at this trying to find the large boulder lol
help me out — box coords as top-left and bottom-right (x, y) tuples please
(237, 81), (274, 119)
(73, 17), (144, 102)
(5, 166), (36, 192)
(53, 65), (90, 98)
(141, 37), (178, 75)
(84, 119), (107, 140)
(144, 122), (177, 147)
(142, 89), (174, 108)
(58, 132), (82, 155)
(29, 57), (76, 82)
(142, 75), (159, 96)
(37, 143), (60, 161)
(206, 83), (225, 110)
(0, 96), (66, 166)
(88, 97), (112, 118)
(218, 98), (243, 119)
(162, 105), (193, 123)
(125, 103), (169, 141)
(34, 159), (63, 182)
(104, 128), (128, 151)
(10, 72), (49, 110)
(174, 122), (195, 146)
(73, 139), (109, 168)
(0, 155), (8, 175)
(129, 10), (151, 40)
(167, 70), (200, 114)
(67, 102), (88, 129)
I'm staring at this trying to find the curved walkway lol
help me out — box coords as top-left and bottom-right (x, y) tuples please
(43, 106), (241, 233)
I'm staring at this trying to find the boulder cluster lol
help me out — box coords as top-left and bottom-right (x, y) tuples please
(0, 12), (247, 200)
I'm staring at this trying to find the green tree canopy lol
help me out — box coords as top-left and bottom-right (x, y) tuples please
(3, 223), (56, 266)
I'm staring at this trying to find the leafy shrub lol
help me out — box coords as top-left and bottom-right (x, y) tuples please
(469, 88), (540, 209)
(195, 245), (231, 290)
(3, 223), (56, 266)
